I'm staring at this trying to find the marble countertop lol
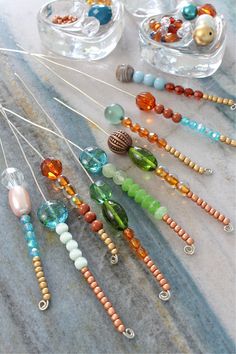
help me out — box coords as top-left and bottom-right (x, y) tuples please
(0, 1), (235, 353)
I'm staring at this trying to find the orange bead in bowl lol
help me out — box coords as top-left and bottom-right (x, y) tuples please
(198, 3), (217, 17)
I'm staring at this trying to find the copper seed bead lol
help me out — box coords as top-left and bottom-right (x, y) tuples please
(144, 256), (151, 263)
(172, 113), (182, 123)
(214, 211), (220, 219)
(148, 133), (159, 143)
(108, 307), (115, 316)
(163, 108), (173, 118)
(104, 302), (112, 310)
(175, 86), (184, 95)
(197, 198), (203, 205)
(163, 283), (171, 291)
(114, 319), (122, 327)
(156, 274), (163, 281)
(205, 205), (211, 212)
(218, 214), (225, 222)
(162, 214), (169, 221)
(122, 117), (132, 127)
(81, 267), (88, 274)
(160, 278), (167, 286)
(90, 282), (97, 289)
(97, 292), (105, 300)
(194, 91), (203, 100)
(165, 83), (175, 92)
(34, 261), (41, 267)
(150, 265), (157, 272)
(87, 276), (95, 284)
(201, 201), (207, 208)
(100, 297), (108, 305)
(94, 286), (102, 294)
(191, 194), (198, 202)
(154, 104), (164, 114)
(178, 229), (185, 237)
(79, 203), (90, 215)
(186, 238), (194, 245)
(118, 325), (125, 333)
(147, 260), (154, 268)
(170, 221), (177, 229)
(123, 228), (134, 240)
(91, 220), (103, 232)
(184, 88), (194, 97)
(84, 271), (91, 279)
(139, 127), (149, 137)
(111, 313), (119, 321)
(39, 282), (47, 289)
(209, 208), (216, 215)
(174, 225), (181, 232)
(182, 233), (189, 241)
(130, 123), (141, 132)
(108, 130), (133, 154)
(84, 212), (96, 223)
(153, 269), (160, 277)
(223, 218), (230, 225)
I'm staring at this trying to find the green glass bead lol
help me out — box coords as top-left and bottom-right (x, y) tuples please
(90, 180), (112, 204)
(128, 146), (158, 171)
(154, 206), (168, 220)
(102, 200), (128, 231)
(121, 178), (134, 192)
(104, 104), (125, 124)
(148, 200), (161, 215)
(134, 189), (146, 203)
(141, 195), (155, 209)
(127, 183), (140, 197)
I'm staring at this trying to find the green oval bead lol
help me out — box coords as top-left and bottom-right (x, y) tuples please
(141, 195), (155, 209)
(148, 200), (161, 214)
(90, 180), (112, 204)
(121, 178), (134, 192)
(102, 200), (128, 230)
(154, 206), (168, 220)
(128, 146), (158, 171)
(127, 183), (140, 197)
(134, 189), (146, 203)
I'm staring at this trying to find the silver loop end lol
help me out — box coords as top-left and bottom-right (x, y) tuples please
(110, 254), (119, 265)
(123, 328), (135, 339)
(184, 244), (195, 255)
(38, 299), (49, 311)
(230, 104), (236, 111)
(224, 223), (234, 233)
(159, 290), (171, 302)
(204, 168), (214, 176)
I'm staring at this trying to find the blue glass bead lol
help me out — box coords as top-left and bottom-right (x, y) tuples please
(79, 147), (108, 174)
(24, 231), (36, 241)
(204, 128), (212, 137)
(20, 214), (31, 224)
(143, 74), (155, 87)
(133, 71), (144, 83)
(182, 4), (198, 20)
(88, 5), (112, 25)
(189, 120), (198, 129)
(23, 223), (34, 232)
(104, 104), (125, 125)
(180, 117), (190, 126)
(37, 200), (68, 231)
(27, 239), (38, 249)
(209, 131), (220, 141)
(196, 123), (206, 134)
(154, 77), (166, 90)
(29, 248), (40, 257)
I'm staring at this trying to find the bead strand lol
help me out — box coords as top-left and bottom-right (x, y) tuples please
(123, 228), (171, 301)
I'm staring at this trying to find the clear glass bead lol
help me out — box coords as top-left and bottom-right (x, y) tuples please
(113, 170), (127, 185)
(81, 17), (100, 37)
(177, 22), (192, 39)
(1, 167), (24, 190)
(37, 200), (68, 231)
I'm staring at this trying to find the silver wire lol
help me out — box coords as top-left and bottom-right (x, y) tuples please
(0, 138), (9, 168)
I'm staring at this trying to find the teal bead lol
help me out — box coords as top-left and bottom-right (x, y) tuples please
(20, 214), (31, 224)
(88, 5), (112, 25)
(90, 180), (112, 204)
(23, 223), (33, 232)
(148, 200), (161, 215)
(181, 117), (190, 126)
(133, 71), (144, 83)
(24, 231), (36, 242)
(141, 195), (155, 209)
(104, 104), (125, 125)
(37, 200), (68, 231)
(127, 183), (140, 197)
(182, 4), (198, 20)
(128, 146), (158, 171)
(196, 123), (206, 134)
(189, 120), (198, 129)
(79, 147), (108, 174)
(154, 206), (168, 220)
(143, 74), (155, 87)
(27, 239), (38, 249)
(210, 131), (220, 141)
(102, 200), (128, 230)
(134, 189), (146, 204)
(29, 248), (40, 257)
(121, 178), (134, 192)
(154, 78), (166, 90)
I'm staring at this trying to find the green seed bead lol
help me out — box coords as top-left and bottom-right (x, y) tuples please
(127, 184), (140, 197)
(113, 170), (127, 185)
(102, 200), (128, 230)
(154, 206), (168, 220)
(128, 146), (158, 171)
(141, 195), (155, 209)
(134, 189), (147, 203)
(148, 200), (161, 215)
(122, 178), (134, 192)
(102, 163), (117, 178)
(90, 180), (112, 204)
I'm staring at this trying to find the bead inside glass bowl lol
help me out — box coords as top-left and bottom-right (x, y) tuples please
(139, 1), (226, 77)
(37, 0), (124, 60)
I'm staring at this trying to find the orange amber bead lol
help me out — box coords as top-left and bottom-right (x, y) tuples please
(177, 183), (190, 195)
(136, 92), (156, 111)
(157, 137), (167, 148)
(123, 228), (134, 240)
(41, 158), (62, 180)
(149, 19), (161, 31)
(70, 195), (82, 206)
(163, 33), (179, 43)
(155, 167), (168, 178)
(130, 123), (141, 133)
(151, 30), (162, 42)
(57, 175), (69, 187)
(139, 127), (149, 138)
(130, 238), (140, 250)
(198, 3), (217, 17)
(137, 246), (148, 259)
(122, 117), (132, 127)
(165, 174), (179, 186)
(64, 184), (76, 196)
(148, 133), (158, 143)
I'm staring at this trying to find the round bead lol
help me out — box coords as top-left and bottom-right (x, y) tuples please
(84, 212), (96, 223)
(108, 131), (132, 155)
(193, 25), (215, 46)
(102, 200), (128, 230)
(143, 74), (155, 87)
(154, 206), (168, 220)
(41, 158), (62, 180)
(69, 248), (82, 261)
(128, 146), (158, 171)
(20, 215), (31, 224)
(102, 163), (117, 178)
(8, 186), (31, 217)
(66, 240), (78, 252)
(88, 5), (112, 25)
(74, 257), (88, 270)
(172, 113), (182, 123)
(184, 88), (194, 97)
(113, 170), (127, 185)
(182, 4), (198, 20)
(163, 108), (173, 118)
(90, 180), (112, 204)
(154, 104), (164, 114)
(55, 223), (69, 235)
(60, 231), (73, 244)
(91, 220), (103, 232)
(37, 200), (68, 230)
(78, 203), (90, 215)
(136, 92), (156, 111)
(165, 83), (175, 92)
(116, 64), (134, 83)
(198, 4), (217, 17)
(104, 104), (125, 125)
(153, 78), (166, 90)
(1, 167), (24, 190)
(81, 16), (100, 37)
(133, 71), (144, 83)
(79, 147), (108, 174)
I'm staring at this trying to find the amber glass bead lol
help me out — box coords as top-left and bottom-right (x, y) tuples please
(154, 104), (164, 114)
(123, 228), (134, 240)
(57, 175), (69, 187)
(130, 123), (141, 132)
(139, 127), (149, 138)
(184, 88), (194, 97)
(175, 86), (184, 95)
(64, 184), (76, 196)
(137, 246), (148, 259)
(148, 133), (158, 143)
(130, 238), (140, 250)
(177, 183), (190, 195)
(149, 19), (161, 31)
(163, 33), (179, 43)
(136, 92), (156, 111)
(165, 174), (179, 186)
(70, 195), (82, 207)
(157, 138), (167, 148)
(165, 83), (175, 92)
(155, 166), (168, 178)
(173, 19), (183, 29)
(198, 3), (217, 17)
(41, 158), (62, 180)
(151, 30), (162, 42)
(122, 117), (132, 127)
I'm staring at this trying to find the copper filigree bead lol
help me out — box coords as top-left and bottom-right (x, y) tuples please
(108, 131), (133, 154)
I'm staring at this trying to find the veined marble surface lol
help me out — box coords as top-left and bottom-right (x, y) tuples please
(0, 1), (235, 353)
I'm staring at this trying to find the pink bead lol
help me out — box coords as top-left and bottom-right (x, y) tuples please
(8, 186), (31, 217)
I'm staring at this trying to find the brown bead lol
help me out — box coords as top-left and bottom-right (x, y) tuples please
(136, 92), (156, 111)
(175, 85), (184, 95)
(84, 212), (96, 223)
(90, 220), (103, 232)
(137, 246), (148, 259)
(41, 158), (63, 180)
(130, 123), (141, 132)
(151, 30), (162, 42)
(154, 104), (164, 114)
(149, 19), (161, 31)
(130, 237), (140, 250)
(172, 113), (182, 123)
(78, 203), (90, 215)
(198, 3), (217, 17)
(194, 91), (203, 100)
(138, 127), (149, 138)
(184, 88), (194, 97)
(157, 137), (167, 148)
(165, 83), (175, 92)
(117, 325), (125, 333)
(163, 33), (179, 43)
(163, 108), (173, 118)
(122, 117), (132, 127)
(108, 130), (132, 155)
(148, 132), (158, 143)
(123, 228), (134, 240)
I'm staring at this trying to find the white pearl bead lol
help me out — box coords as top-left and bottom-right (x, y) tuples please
(195, 14), (216, 29)
(69, 248), (82, 261)
(56, 223), (69, 235)
(74, 257), (88, 270)
(60, 232), (72, 244)
(66, 239), (78, 251)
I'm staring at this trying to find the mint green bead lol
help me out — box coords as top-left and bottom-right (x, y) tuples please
(148, 200), (161, 215)
(113, 170), (127, 185)
(104, 104), (125, 124)
(122, 178), (134, 192)
(141, 195), (155, 209)
(102, 163), (117, 178)
(134, 189), (146, 204)
(127, 184), (140, 197)
(90, 180), (112, 204)
(154, 206), (168, 220)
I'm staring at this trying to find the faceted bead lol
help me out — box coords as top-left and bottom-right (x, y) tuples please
(88, 5), (112, 25)
(150, 30), (162, 42)
(137, 246), (148, 259)
(165, 174), (179, 187)
(154, 206), (168, 220)
(143, 74), (155, 87)
(168, 24), (178, 34)
(24, 231), (36, 242)
(209, 131), (220, 141)
(177, 182), (190, 195)
(29, 248), (40, 257)
(198, 3), (217, 17)
(121, 178), (134, 192)
(121, 117), (132, 127)
(23, 223), (34, 232)
(128, 146), (158, 171)
(102, 163), (117, 178)
(136, 92), (156, 111)
(149, 19), (161, 31)
(157, 138), (167, 148)
(141, 195), (155, 209)
(70, 194), (82, 208)
(20, 214), (31, 224)
(162, 33), (179, 43)
(79, 147), (108, 174)
(127, 184), (140, 197)
(196, 123), (206, 134)
(148, 200), (161, 214)
(90, 180), (112, 204)
(27, 239), (38, 249)
(1, 167), (24, 190)
(130, 123), (140, 133)
(130, 238), (140, 250)
(81, 16), (100, 37)
(57, 175), (69, 188)
(154, 104), (164, 114)
(113, 170), (127, 185)
(138, 128), (149, 138)
(134, 189), (146, 204)
(182, 4), (198, 20)
(102, 200), (128, 230)
(41, 158), (62, 180)
(104, 104), (125, 125)
(180, 117), (190, 126)
(148, 133), (158, 143)
(184, 88), (194, 97)
(37, 200), (68, 230)
(189, 120), (198, 129)
(123, 228), (134, 240)
(133, 71), (144, 83)
(155, 166), (168, 179)
(173, 19), (183, 29)
(154, 78), (166, 91)
(64, 184), (76, 197)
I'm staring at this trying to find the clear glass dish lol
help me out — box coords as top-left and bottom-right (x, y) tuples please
(122, 0), (177, 19)
(37, 0), (124, 60)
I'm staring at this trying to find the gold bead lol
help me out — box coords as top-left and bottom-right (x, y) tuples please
(174, 150), (180, 157)
(111, 248), (118, 255)
(42, 287), (49, 295)
(217, 97), (223, 104)
(100, 232), (108, 241)
(223, 98), (229, 105)
(104, 237), (112, 245)
(35, 266), (43, 273)
(39, 282), (47, 289)
(98, 228), (105, 236)
(230, 139), (236, 147)
(220, 135), (226, 142)
(108, 243), (115, 250)
(36, 271), (44, 278)
(43, 293), (51, 301)
(225, 137), (231, 145)
(189, 161), (195, 168)
(199, 167), (204, 174)
(178, 153), (185, 161)
(228, 99), (234, 106)
(165, 144), (171, 152)
(170, 147), (176, 154)
(33, 261), (41, 268)
(193, 25), (215, 46)
(184, 157), (190, 165)
(38, 277), (46, 283)
(32, 256), (40, 262)
(203, 93), (208, 100)
(193, 164), (199, 171)
(212, 96), (218, 102)
(208, 95), (213, 101)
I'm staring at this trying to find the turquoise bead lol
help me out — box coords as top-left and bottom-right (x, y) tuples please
(20, 214), (31, 224)
(24, 231), (36, 241)
(104, 104), (125, 125)
(133, 71), (144, 83)
(143, 74), (155, 87)
(154, 206), (168, 220)
(180, 117), (190, 126)
(79, 147), (108, 174)
(88, 5), (112, 25)
(27, 239), (38, 249)
(29, 248), (40, 257)
(23, 223), (33, 232)
(127, 184), (140, 197)
(182, 4), (198, 20)
(90, 180), (112, 204)
(154, 78), (166, 90)
(196, 123), (206, 134)
(37, 200), (68, 231)
(209, 131), (220, 141)
(189, 120), (198, 129)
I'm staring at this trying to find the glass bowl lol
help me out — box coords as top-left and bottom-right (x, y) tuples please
(122, 0), (177, 19)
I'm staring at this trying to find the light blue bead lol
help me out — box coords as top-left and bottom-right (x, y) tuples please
(27, 239), (38, 249)
(79, 147), (108, 174)
(29, 248), (40, 257)
(104, 104), (124, 124)
(154, 77), (166, 90)
(204, 128), (212, 137)
(189, 120), (198, 130)
(181, 117), (190, 126)
(143, 74), (155, 87)
(88, 5), (112, 25)
(20, 214), (31, 224)
(23, 223), (34, 232)
(24, 231), (36, 242)
(37, 200), (68, 231)
(196, 123), (206, 134)
(133, 71), (144, 83)
(210, 131), (220, 141)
